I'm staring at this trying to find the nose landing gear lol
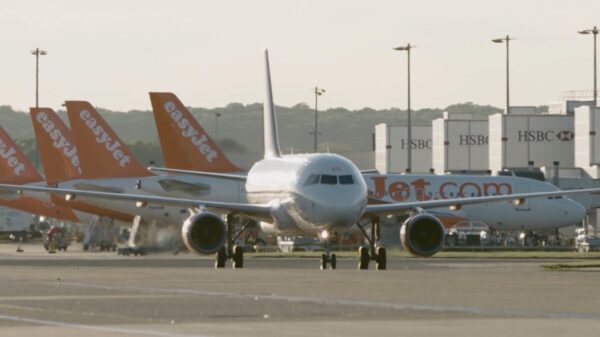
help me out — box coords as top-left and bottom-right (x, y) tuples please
(356, 217), (387, 270)
(320, 231), (337, 270)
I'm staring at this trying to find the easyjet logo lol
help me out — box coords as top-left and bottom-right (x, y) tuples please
(35, 112), (81, 172)
(369, 176), (513, 202)
(164, 101), (218, 162)
(0, 139), (26, 176)
(79, 110), (131, 167)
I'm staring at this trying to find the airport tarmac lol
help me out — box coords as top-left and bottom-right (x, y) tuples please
(0, 243), (599, 337)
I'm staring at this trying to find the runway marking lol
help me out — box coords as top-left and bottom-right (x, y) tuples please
(0, 314), (215, 337)
(52, 281), (600, 321)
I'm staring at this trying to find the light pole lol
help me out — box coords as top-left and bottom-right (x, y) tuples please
(213, 112), (221, 142)
(393, 43), (414, 173)
(31, 48), (47, 108)
(312, 87), (325, 152)
(578, 26), (599, 107)
(492, 35), (514, 114)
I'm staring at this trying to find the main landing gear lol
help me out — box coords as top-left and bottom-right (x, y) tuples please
(320, 234), (337, 270)
(356, 217), (387, 270)
(215, 214), (252, 269)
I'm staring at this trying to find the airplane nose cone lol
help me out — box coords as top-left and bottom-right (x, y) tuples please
(569, 200), (586, 224)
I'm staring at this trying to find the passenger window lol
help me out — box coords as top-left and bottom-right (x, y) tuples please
(321, 175), (338, 185)
(339, 175), (354, 185)
(303, 174), (320, 186)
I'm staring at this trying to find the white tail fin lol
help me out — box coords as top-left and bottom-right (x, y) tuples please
(263, 49), (281, 158)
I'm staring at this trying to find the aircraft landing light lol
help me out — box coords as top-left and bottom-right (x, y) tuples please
(449, 204), (462, 211)
(513, 198), (526, 206)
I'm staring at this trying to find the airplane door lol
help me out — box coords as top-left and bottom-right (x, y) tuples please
(515, 184), (531, 211)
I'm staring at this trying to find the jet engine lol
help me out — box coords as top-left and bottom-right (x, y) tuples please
(181, 212), (226, 255)
(400, 213), (445, 257)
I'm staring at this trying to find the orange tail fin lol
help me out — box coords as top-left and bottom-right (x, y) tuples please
(64, 101), (152, 179)
(0, 125), (43, 184)
(30, 108), (81, 184)
(149, 92), (242, 172)
(0, 125), (80, 222)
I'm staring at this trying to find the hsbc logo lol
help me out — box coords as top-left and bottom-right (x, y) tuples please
(517, 130), (574, 142)
(556, 130), (574, 141)
(400, 139), (432, 150)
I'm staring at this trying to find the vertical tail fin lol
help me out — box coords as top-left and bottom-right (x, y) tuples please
(149, 92), (242, 172)
(64, 101), (152, 179)
(0, 125), (43, 184)
(263, 49), (282, 158)
(30, 108), (81, 184)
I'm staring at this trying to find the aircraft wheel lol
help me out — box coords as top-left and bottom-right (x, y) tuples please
(320, 253), (328, 270)
(232, 246), (244, 269)
(375, 247), (387, 270)
(358, 246), (370, 270)
(215, 246), (227, 268)
(330, 253), (337, 270)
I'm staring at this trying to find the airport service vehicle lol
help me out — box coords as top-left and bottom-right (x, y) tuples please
(0, 207), (33, 240)
(44, 226), (69, 251)
(148, 92), (585, 232)
(4, 50), (600, 271)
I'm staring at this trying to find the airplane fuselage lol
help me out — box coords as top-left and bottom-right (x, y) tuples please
(246, 153), (367, 236)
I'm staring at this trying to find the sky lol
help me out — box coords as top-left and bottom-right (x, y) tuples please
(1, 0), (599, 112)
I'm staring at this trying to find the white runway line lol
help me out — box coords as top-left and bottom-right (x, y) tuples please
(52, 281), (600, 321)
(0, 314), (214, 337)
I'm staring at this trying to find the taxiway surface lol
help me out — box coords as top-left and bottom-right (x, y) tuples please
(1, 243), (599, 337)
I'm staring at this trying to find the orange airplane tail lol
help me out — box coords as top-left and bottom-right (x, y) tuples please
(64, 101), (152, 179)
(0, 125), (43, 184)
(0, 125), (80, 222)
(30, 108), (81, 184)
(149, 92), (242, 172)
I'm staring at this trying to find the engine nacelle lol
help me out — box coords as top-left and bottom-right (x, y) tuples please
(400, 213), (445, 257)
(181, 212), (226, 255)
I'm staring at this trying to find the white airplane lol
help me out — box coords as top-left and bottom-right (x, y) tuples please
(2, 50), (598, 271)
(147, 92), (585, 232)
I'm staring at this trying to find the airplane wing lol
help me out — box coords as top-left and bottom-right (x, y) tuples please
(363, 188), (600, 216)
(0, 183), (269, 215)
(148, 167), (247, 181)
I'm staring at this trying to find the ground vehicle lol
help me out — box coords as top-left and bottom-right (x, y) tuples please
(82, 216), (119, 251)
(0, 207), (33, 241)
(277, 236), (322, 252)
(43, 227), (69, 251)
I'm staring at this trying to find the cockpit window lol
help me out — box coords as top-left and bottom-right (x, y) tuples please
(320, 175), (338, 185)
(339, 175), (355, 185)
(303, 174), (320, 186)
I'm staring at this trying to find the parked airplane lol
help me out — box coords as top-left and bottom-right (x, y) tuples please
(147, 92), (585, 232)
(29, 107), (134, 223)
(29, 105), (193, 246)
(2, 50), (598, 271)
(0, 125), (84, 223)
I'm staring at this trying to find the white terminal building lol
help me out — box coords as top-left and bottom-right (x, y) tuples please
(374, 92), (600, 234)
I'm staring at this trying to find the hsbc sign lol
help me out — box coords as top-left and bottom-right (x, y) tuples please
(517, 130), (574, 142)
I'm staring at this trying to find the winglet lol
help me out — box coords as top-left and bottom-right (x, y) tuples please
(263, 49), (282, 158)
(149, 92), (242, 172)
(64, 101), (152, 179)
(30, 108), (81, 184)
(0, 125), (43, 184)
